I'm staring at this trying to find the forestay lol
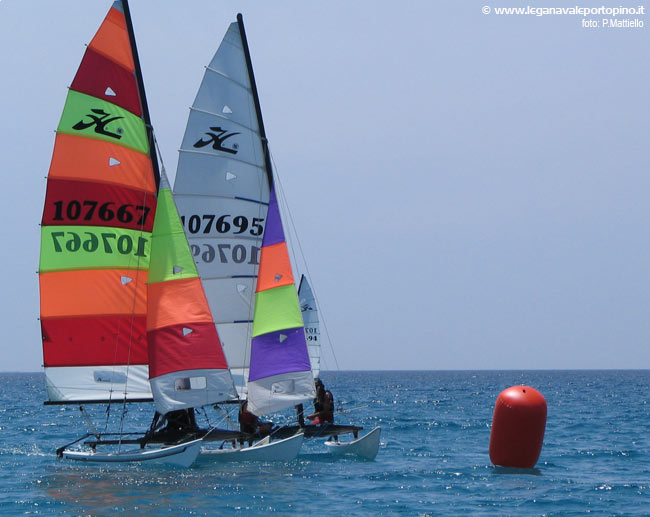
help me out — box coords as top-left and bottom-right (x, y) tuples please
(39, 1), (158, 403)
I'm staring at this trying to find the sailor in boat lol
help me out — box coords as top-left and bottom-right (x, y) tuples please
(239, 401), (273, 445)
(306, 378), (334, 425)
(144, 408), (200, 445)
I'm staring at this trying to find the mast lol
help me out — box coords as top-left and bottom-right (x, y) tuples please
(237, 13), (274, 190)
(232, 15), (315, 416)
(122, 0), (161, 190)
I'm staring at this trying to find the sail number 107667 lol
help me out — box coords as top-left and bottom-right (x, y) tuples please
(50, 231), (148, 257)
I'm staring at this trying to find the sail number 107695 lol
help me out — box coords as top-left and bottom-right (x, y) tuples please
(190, 243), (260, 265)
(180, 214), (264, 236)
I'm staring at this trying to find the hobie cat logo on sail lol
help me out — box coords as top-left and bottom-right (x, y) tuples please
(193, 126), (240, 154)
(73, 109), (124, 139)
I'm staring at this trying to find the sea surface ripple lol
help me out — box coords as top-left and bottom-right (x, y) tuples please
(0, 370), (648, 515)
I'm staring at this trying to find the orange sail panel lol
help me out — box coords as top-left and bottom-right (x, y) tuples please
(40, 269), (147, 318)
(88, 5), (135, 72)
(255, 242), (295, 292)
(48, 134), (155, 194)
(38, 1), (158, 403)
(147, 277), (214, 331)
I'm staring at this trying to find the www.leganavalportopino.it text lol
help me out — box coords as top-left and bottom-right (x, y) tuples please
(481, 5), (645, 28)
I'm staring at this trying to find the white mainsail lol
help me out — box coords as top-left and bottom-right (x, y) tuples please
(173, 21), (269, 396)
(299, 275), (321, 379)
(174, 17), (315, 414)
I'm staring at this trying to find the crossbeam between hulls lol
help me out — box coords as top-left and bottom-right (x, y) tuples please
(44, 398), (153, 406)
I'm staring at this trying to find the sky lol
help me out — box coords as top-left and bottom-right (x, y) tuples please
(0, 1), (648, 371)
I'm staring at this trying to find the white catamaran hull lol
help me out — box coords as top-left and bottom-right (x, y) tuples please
(61, 439), (203, 468)
(201, 432), (304, 462)
(324, 427), (381, 460)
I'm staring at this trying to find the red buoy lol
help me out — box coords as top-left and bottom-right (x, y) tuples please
(489, 385), (547, 468)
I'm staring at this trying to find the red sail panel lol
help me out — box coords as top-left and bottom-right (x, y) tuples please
(148, 322), (228, 378)
(42, 178), (156, 232)
(48, 134), (155, 194)
(71, 48), (142, 117)
(42, 316), (148, 367)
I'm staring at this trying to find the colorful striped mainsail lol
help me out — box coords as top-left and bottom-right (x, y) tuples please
(147, 173), (237, 415)
(39, 1), (158, 403)
(246, 187), (314, 415)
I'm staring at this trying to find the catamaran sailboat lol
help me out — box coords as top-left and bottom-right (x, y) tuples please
(173, 14), (381, 458)
(38, 1), (301, 466)
(39, 2), (378, 464)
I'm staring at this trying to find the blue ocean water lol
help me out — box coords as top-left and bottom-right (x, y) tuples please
(0, 370), (648, 515)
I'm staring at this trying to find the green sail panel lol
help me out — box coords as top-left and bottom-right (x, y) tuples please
(251, 284), (305, 338)
(148, 187), (199, 284)
(57, 91), (148, 153)
(40, 226), (152, 272)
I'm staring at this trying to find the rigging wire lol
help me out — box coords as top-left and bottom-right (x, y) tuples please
(237, 154), (267, 400)
(116, 128), (163, 445)
(79, 405), (100, 438)
(105, 132), (157, 437)
(269, 150), (341, 372)
(213, 404), (237, 430)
